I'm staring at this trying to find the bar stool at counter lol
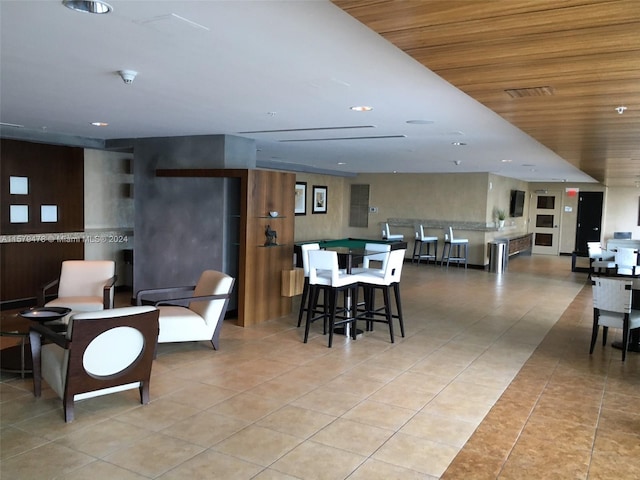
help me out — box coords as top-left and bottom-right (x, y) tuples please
(441, 226), (468, 268)
(412, 225), (438, 265)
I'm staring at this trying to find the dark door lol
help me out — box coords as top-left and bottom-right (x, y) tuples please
(575, 191), (604, 254)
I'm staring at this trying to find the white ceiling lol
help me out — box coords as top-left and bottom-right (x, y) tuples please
(0, 0), (596, 182)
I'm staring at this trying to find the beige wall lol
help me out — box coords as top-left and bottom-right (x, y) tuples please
(293, 171), (530, 265)
(602, 187), (640, 242)
(84, 149), (134, 284)
(293, 173), (347, 241)
(528, 182), (606, 254)
(291, 172), (639, 263)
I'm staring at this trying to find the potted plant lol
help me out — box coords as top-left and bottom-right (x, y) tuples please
(496, 209), (506, 229)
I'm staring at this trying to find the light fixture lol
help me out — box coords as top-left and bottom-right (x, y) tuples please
(90, 122), (108, 127)
(453, 160), (462, 165)
(62, 0), (113, 14)
(406, 120), (434, 125)
(451, 142), (466, 146)
(615, 106), (627, 114)
(350, 106), (373, 112)
(501, 159), (512, 163)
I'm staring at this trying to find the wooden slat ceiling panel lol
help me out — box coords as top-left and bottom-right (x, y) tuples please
(334, 0), (640, 187)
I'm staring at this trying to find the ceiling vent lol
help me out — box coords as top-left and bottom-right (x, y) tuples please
(504, 86), (555, 98)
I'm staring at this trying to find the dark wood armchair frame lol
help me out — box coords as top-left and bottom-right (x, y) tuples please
(29, 308), (159, 422)
(135, 280), (234, 350)
(38, 275), (118, 309)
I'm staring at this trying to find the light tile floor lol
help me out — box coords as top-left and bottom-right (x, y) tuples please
(1, 255), (638, 479)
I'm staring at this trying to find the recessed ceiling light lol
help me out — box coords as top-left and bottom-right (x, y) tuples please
(350, 106), (373, 112)
(406, 120), (434, 125)
(90, 122), (109, 127)
(62, 1), (113, 14)
(337, 162), (346, 165)
(451, 142), (466, 146)
(501, 159), (512, 163)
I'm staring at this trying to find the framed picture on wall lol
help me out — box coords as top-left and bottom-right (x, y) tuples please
(312, 185), (327, 214)
(295, 182), (307, 215)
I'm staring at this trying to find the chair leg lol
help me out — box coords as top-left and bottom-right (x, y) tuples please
(463, 244), (468, 268)
(589, 309), (599, 354)
(297, 278), (309, 327)
(63, 394), (75, 423)
(365, 287), (375, 331)
(139, 381), (150, 404)
(327, 289), (339, 348)
(382, 286), (394, 343)
(393, 282), (405, 338)
(412, 240), (421, 264)
(622, 315), (630, 361)
(602, 326), (608, 346)
(350, 285), (359, 340)
(303, 285), (316, 343)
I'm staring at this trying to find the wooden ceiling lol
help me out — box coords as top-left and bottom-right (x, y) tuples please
(334, 0), (640, 187)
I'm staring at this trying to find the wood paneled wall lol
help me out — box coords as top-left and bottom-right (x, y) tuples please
(242, 169), (295, 326)
(1, 140), (84, 304)
(1, 242), (83, 302)
(1, 139), (83, 234)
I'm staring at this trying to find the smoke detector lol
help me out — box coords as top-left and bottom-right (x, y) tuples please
(118, 70), (138, 85)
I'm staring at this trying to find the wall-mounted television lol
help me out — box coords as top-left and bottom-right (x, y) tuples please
(510, 190), (525, 217)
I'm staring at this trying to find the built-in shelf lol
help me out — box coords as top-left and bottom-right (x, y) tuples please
(258, 244), (287, 248)
(258, 216), (286, 219)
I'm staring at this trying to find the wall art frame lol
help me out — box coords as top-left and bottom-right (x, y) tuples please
(295, 182), (307, 215)
(312, 185), (327, 214)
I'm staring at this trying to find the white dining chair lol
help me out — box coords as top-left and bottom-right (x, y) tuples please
(614, 248), (638, 276)
(304, 250), (365, 347)
(356, 248), (406, 343)
(590, 276), (640, 361)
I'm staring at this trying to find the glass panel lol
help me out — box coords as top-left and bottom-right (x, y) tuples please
(537, 196), (555, 209)
(9, 176), (28, 195)
(10, 205), (28, 223)
(536, 214), (554, 228)
(41, 205), (58, 222)
(535, 233), (553, 247)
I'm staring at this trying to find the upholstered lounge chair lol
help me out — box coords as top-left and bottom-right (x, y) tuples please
(29, 306), (159, 422)
(136, 270), (235, 350)
(39, 260), (116, 312)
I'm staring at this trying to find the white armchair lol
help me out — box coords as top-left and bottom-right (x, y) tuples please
(29, 306), (159, 422)
(136, 270), (235, 350)
(39, 260), (117, 311)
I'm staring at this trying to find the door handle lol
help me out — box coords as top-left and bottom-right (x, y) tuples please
(593, 227), (599, 231)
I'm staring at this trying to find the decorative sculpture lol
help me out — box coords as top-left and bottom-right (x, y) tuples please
(265, 225), (278, 246)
